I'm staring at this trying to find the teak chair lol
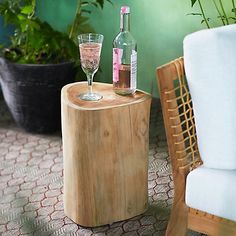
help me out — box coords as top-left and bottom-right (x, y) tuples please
(156, 57), (236, 236)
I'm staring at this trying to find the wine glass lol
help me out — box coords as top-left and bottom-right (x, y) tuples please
(78, 33), (104, 101)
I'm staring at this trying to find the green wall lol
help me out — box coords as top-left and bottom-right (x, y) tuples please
(0, 18), (14, 45)
(7, 1), (233, 96)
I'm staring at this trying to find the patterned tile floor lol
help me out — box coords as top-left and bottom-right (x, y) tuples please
(0, 95), (203, 236)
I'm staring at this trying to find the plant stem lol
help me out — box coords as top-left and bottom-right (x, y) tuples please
(232, 0), (236, 20)
(219, 0), (229, 24)
(198, 0), (211, 28)
(25, 28), (29, 56)
(69, 0), (81, 39)
(212, 0), (225, 25)
(29, 0), (36, 19)
(26, 0), (36, 58)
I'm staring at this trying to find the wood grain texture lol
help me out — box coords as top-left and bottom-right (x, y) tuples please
(67, 82), (149, 110)
(157, 58), (236, 236)
(61, 82), (152, 227)
(188, 208), (236, 236)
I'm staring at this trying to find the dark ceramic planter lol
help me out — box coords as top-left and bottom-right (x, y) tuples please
(0, 57), (76, 133)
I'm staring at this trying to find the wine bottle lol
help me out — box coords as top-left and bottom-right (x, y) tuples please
(113, 6), (137, 95)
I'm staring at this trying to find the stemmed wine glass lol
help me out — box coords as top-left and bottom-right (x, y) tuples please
(78, 33), (104, 101)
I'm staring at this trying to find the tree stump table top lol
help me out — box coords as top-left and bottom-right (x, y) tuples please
(63, 82), (151, 110)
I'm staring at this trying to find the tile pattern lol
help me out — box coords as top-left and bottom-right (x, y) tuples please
(0, 96), (203, 236)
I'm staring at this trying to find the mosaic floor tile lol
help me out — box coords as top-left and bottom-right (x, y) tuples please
(0, 96), (204, 236)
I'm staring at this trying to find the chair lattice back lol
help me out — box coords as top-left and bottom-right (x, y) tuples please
(157, 57), (202, 173)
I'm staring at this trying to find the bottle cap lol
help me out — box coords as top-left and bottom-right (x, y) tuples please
(121, 6), (130, 14)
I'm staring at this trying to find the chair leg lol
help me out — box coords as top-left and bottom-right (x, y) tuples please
(165, 202), (188, 236)
(165, 172), (188, 236)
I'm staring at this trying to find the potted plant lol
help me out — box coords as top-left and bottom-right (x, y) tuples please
(0, 0), (111, 133)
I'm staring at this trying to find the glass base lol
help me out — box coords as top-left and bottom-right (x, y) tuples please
(78, 92), (103, 101)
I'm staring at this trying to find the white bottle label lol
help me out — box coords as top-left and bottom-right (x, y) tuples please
(113, 48), (123, 82)
(131, 50), (137, 89)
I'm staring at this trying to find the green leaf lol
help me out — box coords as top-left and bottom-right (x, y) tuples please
(187, 12), (202, 16)
(78, 15), (90, 23)
(201, 18), (210, 24)
(78, 22), (95, 34)
(17, 13), (25, 20)
(21, 5), (33, 14)
(191, 0), (198, 7)
(20, 20), (29, 32)
(81, 9), (91, 14)
(28, 21), (40, 30)
(105, 0), (113, 5)
(96, 0), (104, 8)
(81, 1), (89, 7)
(91, 2), (99, 8)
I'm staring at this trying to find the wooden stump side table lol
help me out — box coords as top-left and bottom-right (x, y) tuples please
(61, 82), (152, 227)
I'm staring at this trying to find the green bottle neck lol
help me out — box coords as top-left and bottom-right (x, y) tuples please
(120, 13), (130, 32)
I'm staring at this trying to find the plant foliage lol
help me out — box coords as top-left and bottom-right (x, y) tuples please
(0, 0), (112, 64)
(68, 0), (112, 42)
(191, 0), (197, 7)
(189, 0), (236, 28)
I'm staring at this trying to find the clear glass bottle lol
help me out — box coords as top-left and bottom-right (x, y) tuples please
(113, 6), (137, 95)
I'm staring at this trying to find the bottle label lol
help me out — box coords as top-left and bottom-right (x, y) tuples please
(113, 48), (123, 82)
(131, 50), (137, 89)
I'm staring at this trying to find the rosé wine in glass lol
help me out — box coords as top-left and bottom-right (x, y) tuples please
(79, 42), (102, 75)
(78, 33), (104, 101)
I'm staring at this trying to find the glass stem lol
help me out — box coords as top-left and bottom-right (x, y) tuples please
(87, 73), (94, 94)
